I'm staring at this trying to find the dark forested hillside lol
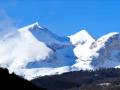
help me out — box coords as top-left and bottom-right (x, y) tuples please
(1, 67), (120, 90)
(32, 68), (120, 90)
(0, 68), (46, 90)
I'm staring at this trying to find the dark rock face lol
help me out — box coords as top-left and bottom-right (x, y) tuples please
(0, 68), (46, 90)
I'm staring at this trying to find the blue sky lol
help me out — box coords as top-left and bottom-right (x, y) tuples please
(0, 0), (120, 37)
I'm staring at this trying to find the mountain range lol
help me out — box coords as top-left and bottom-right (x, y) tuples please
(0, 22), (119, 80)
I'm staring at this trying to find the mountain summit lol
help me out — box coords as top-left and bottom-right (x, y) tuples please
(68, 30), (95, 45)
(0, 22), (120, 80)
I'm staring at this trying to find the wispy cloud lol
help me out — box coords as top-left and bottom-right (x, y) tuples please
(0, 8), (19, 37)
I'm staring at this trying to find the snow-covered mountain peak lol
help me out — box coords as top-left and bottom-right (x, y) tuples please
(0, 22), (75, 80)
(84, 32), (120, 68)
(0, 22), (120, 80)
(90, 32), (120, 49)
(77, 29), (89, 34)
(68, 29), (95, 45)
(18, 22), (45, 32)
(17, 22), (69, 47)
